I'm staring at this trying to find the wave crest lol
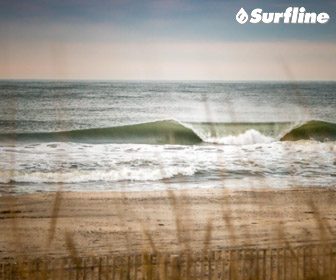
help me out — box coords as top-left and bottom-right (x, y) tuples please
(281, 120), (336, 141)
(0, 120), (335, 145)
(205, 129), (275, 145)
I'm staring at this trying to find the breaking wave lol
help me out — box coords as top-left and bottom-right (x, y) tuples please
(0, 120), (335, 145)
(280, 120), (336, 141)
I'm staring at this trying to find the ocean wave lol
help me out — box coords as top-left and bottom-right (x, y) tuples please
(0, 120), (335, 145)
(280, 120), (336, 141)
(203, 129), (275, 145)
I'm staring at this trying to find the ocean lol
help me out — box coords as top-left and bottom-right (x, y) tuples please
(0, 80), (335, 195)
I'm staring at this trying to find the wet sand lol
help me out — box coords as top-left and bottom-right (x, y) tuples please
(0, 187), (336, 260)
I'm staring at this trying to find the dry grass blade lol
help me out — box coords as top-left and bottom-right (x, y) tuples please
(220, 193), (238, 249)
(203, 219), (213, 254)
(279, 58), (312, 119)
(47, 190), (62, 246)
(308, 199), (333, 245)
(114, 186), (132, 255)
(64, 231), (82, 269)
(157, 149), (190, 251)
(202, 96), (217, 137)
(139, 224), (158, 255)
(166, 190), (183, 247)
(6, 89), (21, 258)
(277, 222), (299, 267)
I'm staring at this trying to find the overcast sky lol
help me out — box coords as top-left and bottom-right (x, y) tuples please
(0, 0), (335, 80)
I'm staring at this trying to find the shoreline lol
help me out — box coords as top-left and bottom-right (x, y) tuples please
(1, 187), (336, 260)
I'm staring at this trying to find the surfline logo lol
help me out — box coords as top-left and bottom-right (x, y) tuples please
(236, 7), (330, 24)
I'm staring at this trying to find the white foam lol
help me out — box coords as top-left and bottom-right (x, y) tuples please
(0, 140), (335, 189)
(205, 129), (275, 145)
(0, 166), (199, 184)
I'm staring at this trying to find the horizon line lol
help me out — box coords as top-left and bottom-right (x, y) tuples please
(1, 78), (335, 83)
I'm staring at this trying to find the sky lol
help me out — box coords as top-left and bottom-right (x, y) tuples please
(0, 0), (335, 80)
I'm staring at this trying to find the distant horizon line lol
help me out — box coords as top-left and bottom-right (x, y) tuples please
(1, 79), (335, 83)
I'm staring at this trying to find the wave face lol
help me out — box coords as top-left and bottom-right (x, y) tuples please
(0, 120), (202, 145)
(0, 120), (335, 145)
(281, 121), (336, 141)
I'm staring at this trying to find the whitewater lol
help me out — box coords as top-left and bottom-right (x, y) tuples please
(0, 80), (335, 194)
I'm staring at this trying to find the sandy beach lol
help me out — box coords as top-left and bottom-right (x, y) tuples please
(0, 187), (335, 261)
